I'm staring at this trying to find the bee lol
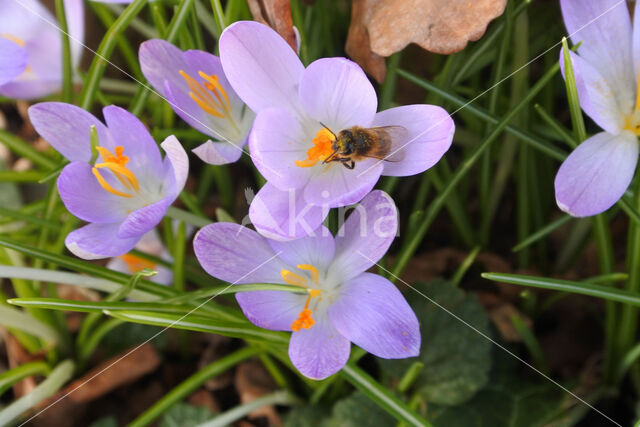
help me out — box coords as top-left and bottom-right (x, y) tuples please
(321, 124), (408, 170)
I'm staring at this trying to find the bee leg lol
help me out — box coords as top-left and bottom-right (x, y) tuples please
(341, 160), (355, 170)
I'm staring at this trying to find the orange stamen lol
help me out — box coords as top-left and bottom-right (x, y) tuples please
(295, 128), (335, 168)
(92, 145), (139, 197)
(1, 34), (25, 47)
(281, 265), (323, 331)
(121, 254), (156, 272)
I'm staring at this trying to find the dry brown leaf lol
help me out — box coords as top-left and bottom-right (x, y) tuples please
(247, 0), (297, 51)
(345, 0), (387, 83)
(348, 0), (507, 76)
(234, 360), (281, 426)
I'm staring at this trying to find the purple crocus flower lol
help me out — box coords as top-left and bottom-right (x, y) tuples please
(0, 0), (84, 99)
(28, 103), (188, 260)
(194, 190), (420, 380)
(218, 21), (455, 240)
(139, 39), (254, 165)
(556, 0), (640, 217)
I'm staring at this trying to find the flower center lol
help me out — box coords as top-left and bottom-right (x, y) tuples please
(120, 253), (156, 272)
(281, 264), (323, 331)
(625, 69), (640, 136)
(91, 146), (139, 198)
(295, 128), (335, 168)
(179, 70), (240, 132)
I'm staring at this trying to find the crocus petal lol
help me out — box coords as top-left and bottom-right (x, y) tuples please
(193, 140), (243, 165)
(66, 222), (139, 260)
(117, 197), (172, 239)
(289, 313), (351, 380)
(160, 135), (189, 200)
(249, 108), (314, 190)
(139, 39), (190, 98)
(64, 0), (84, 66)
(373, 105), (454, 177)
(0, 0), (53, 39)
(634, 1), (640, 78)
(236, 291), (306, 331)
(102, 105), (164, 174)
(193, 222), (289, 284)
(268, 226), (336, 272)
(560, 50), (625, 134)
(219, 21), (304, 115)
(303, 159), (383, 208)
(0, 39), (27, 85)
(249, 183), (327, 241)
(555, 131), (638, 217)
(57, 162), (129, 223)
(329, 273), (420, 358)
(28, 102), (111, 162)
(561, 0), (635, 116)
(329, 190), (397, 281)
(183, 49), (243, 108)
(298, 57), (377, 129)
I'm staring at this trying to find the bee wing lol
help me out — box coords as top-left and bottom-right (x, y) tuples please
(367, 126), (409, 162)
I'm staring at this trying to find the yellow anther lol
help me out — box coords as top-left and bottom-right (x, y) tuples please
(199, 71), (231, 112)
(179, 69), (238, 124)
(92, 146), (139, 198)
(1, 34), (25, 47)
(297, 264), (319, 284)
(281, 269), (307, 287)
(295, 128), (335, 168)
(92, 168), (133, 198)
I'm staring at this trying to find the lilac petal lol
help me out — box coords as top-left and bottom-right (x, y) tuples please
(329, 190), (397, 281)
(57, 162), (129, 223)
(160, 135), (189, 199)
(183, 49), (243, 108)
(164, 79), (214, 137)
(268, 226), (336, 272)
(373, 105), (454, 177)
(249, 183), (327, 241)
(0, 39), (27, 85)
(298, 57), (377, 129)
(236, 291), (306, 331)
(139, 39), (189, 96)
(64, 0), (85, 66)
(559, 50), (624, 134)
(219, 21), (304, 115)
(66, 222), (139, 260)
(289, 314), (351, 380)
(117, 197), (172, 239)
(249, 108), (313, 190)
(634, 2), (640, 78)
(561, 0), (635, 116)
(28, 102), (111, 162)
(193, 222), (289, 284)
(555, 131), (638, 217)
(0, 0), (53, 38)
(303, 159), (383, 208)
(329, 273), (420, 358)
(192, 140), (243, 165)
(102, 105), (163, 174)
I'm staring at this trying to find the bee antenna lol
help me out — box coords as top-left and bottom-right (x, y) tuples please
(319, 122), (337, 138)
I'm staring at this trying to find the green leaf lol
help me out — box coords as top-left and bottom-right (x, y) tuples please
(89, 416), (119, 427)
(482, 272), (640, 306)
(379, 280), (492, 406)
(430, 357), (564, 427)
(325, 392), (395, 427)
(160, 402), (213, 427)
(105, 310), (289, 344)
(284, 405), (331, 427)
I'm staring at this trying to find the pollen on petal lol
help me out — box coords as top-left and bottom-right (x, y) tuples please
(295, 128), (336, 168)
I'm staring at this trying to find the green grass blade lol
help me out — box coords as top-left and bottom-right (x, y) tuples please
(341, 364), (430, 427)
(130, 347), (260, 427)
(482, 272), (640, 306)
(512, 215), (573, 252)
(201, 390), (297, 427)
(0, 130), (56, 170)
(0, 361), (51, 396)
(0, 305), (58, 345)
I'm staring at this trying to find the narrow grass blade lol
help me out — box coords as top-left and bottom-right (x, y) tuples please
(0, 360), (74, 425)
(0, 361), (51, 396)
(201, 390), (297, 427)
(482, 272), (640, 306)
(0, 305), (58, 344)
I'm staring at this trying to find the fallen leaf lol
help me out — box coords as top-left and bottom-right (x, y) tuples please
(235, 360), (281, 426)
(345, 0), (387, 83)
(247, 0), (297, 51)
(352, 0), (507, 61)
